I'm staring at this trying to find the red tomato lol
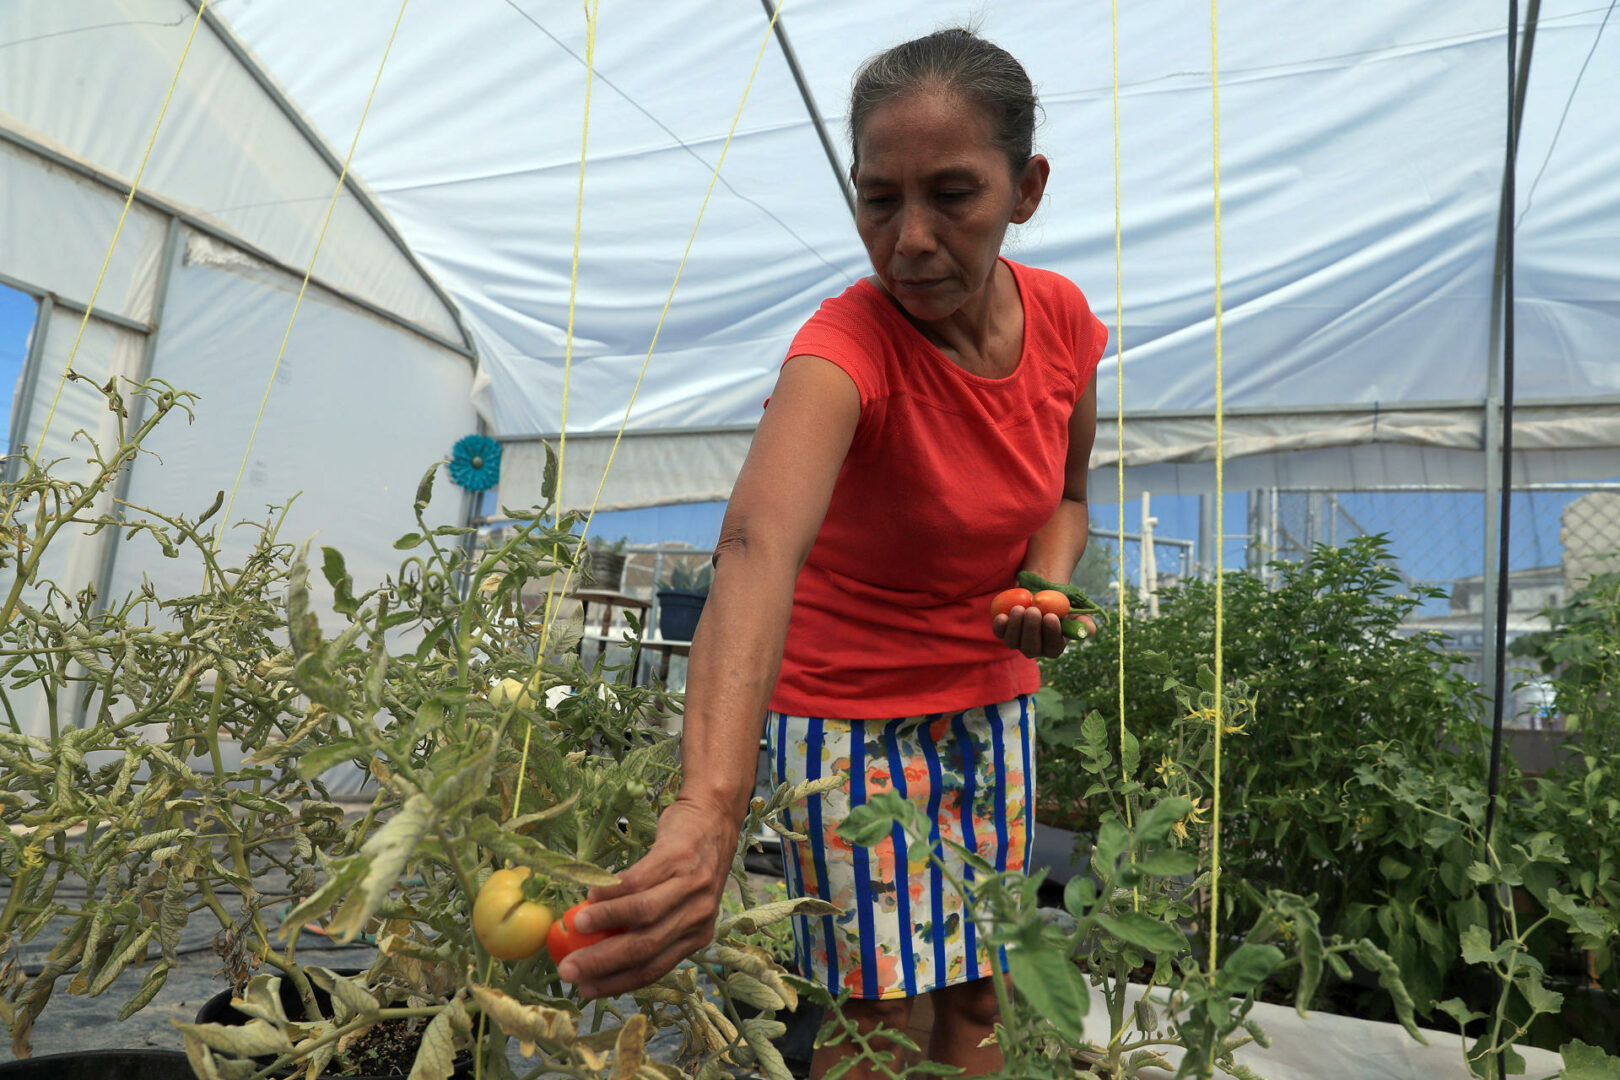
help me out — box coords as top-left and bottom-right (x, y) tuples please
(1032, 590), (1071, 618)
(990, 588), (1035, 619)
(547, 900), (620, 967)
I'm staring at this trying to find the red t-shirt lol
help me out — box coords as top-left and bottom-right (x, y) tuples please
(769, 258), (1108, 719)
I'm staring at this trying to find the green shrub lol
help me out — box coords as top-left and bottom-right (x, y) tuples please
(1041, 537), (1491, 1013)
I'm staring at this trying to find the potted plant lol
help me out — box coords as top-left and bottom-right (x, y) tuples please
(0, 378), (831, 1079)
(584, 536), (630, 593)
(654, 562), (710, 642)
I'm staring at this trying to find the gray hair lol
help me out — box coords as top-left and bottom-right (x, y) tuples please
(849, 28), (1040, 176)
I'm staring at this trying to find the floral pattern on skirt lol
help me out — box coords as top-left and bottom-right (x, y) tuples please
(765, 695), (1035, 1000)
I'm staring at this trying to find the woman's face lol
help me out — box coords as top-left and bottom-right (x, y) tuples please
(851, 87), (1047, 323)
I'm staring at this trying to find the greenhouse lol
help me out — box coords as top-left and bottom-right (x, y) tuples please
(0, 1), (1616, 1078)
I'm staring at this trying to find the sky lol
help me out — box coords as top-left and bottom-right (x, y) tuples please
(0, 285), (37, 449)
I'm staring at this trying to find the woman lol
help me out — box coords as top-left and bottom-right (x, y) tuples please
(562, 28), (1103, 1078)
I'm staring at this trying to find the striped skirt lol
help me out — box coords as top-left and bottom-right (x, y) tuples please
(764, 696), (1035, 1000)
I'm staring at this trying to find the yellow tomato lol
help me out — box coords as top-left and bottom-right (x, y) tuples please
(489, 677), (533, 710)
(473, 867), (554, 961)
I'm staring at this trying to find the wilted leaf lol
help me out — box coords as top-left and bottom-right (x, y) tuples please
(468, 983), (576, 1054)
(307, 967), (380, 1022)
(325, 795), (438, 942)
(407, 999), (467, 1080)
(177, 1019), (295, 1057)
(717, 897), (840, 938)
(608, 1013), (649, 1080)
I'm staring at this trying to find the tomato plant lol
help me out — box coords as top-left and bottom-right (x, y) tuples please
(546, 900), (619, 965)
(473, 868), (554, 962)
(991, 587), (1034, 618)
(1031, 589), (1070, 618)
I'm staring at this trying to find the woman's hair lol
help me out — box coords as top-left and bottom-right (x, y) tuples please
(848, 27), (1039, 175)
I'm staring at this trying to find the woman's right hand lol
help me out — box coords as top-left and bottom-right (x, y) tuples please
(552, 794), (738, 999)
(992, 605), (1093, 658)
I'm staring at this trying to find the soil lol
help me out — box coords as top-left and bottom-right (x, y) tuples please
(331, 1018), (437, 1078)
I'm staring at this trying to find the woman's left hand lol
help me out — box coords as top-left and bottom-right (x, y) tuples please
(992, 606), (1095, 659)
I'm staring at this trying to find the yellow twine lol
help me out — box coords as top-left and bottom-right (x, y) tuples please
(526, 0), (786, 668)
(215, 0), (412, 550)
(1208, 0), (1227, 976)
(1111, 0), (1139, 914)
(513, 0), (600, 824)
(2, 2), (209, 529)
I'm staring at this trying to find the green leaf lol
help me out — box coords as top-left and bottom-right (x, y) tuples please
(1560, 1039), (1620, 1080)
(1217, 943), (1283, 996)
(1063, 876), (1097, 917)
(1436, 997), (1486, 1027)
(394, 533), (426, 550)
(1517, 972), (1565, 1016)
(1008, 943), (1089, 1045)
(1378, 855), (1412, 881)
(321, 546), (357, 614)
(1121, 727), (1141, 779)
(414, 464), (438, 513)
(1093, 912), (1188, 955)
(1459, 924), (1508, 966)
(541, 440), (559, 501)
(1138, 849), (1199, 877)
(1353, 939), (1426, 1043)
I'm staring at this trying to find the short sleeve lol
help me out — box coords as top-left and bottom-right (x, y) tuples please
(784, 287), (890, 411)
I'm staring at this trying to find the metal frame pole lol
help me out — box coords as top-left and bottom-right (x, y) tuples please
(760, 0), (857, 220)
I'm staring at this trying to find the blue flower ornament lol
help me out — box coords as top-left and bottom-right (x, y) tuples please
(448, 434), (502, 492)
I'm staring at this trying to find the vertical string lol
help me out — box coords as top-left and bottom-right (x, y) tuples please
(217, 0), (412, 549)
(513, 0), (599, 823)
(513, 0), (786, 800)
(1111, 0), (1139, 913)
(1207, 0), (1227, 976)
(3, 2), (210, 530)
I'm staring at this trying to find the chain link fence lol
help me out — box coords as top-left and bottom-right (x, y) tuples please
(1262, 485), (1620, 726)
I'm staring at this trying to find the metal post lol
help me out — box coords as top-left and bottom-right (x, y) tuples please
(5, 295), (53, 485)
(760, 0), (857, 220)
(91, 218), (181, 615)
(1198, 493), (1214, 580)
(1139, 492), (1159, 616)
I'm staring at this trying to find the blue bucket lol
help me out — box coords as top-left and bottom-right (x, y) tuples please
(657, 589), (707, 641)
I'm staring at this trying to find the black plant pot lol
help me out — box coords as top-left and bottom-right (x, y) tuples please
(656, 589), (706, 641)
(0, 1051), (194, 1080)
(196, 977), (475, 1080)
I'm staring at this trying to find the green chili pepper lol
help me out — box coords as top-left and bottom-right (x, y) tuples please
(1016, 571), (1104, 616)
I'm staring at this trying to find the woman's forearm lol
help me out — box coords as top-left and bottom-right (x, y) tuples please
(1021, 496), (1090, 585)
(673, 535), (801, 831)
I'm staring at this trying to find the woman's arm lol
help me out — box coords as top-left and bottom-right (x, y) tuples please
(994, 372), (1100, 657)
(559, 355), (860, 998)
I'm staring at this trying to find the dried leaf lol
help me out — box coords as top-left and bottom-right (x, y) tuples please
(467, 983), (576, 1054)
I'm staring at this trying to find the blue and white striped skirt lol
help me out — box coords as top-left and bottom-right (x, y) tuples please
(764, 695), (1036, 1000)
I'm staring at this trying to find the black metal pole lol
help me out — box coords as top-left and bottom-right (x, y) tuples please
(760, 0), (858, 220)
(1486, 1), (1537, 1074)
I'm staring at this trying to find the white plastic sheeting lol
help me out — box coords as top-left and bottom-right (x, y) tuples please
(215, 0), (1620, 506)
(109, 230), (481, 602)
(1078, 981), (1562, 1079)
(0, 0), (465, 347)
